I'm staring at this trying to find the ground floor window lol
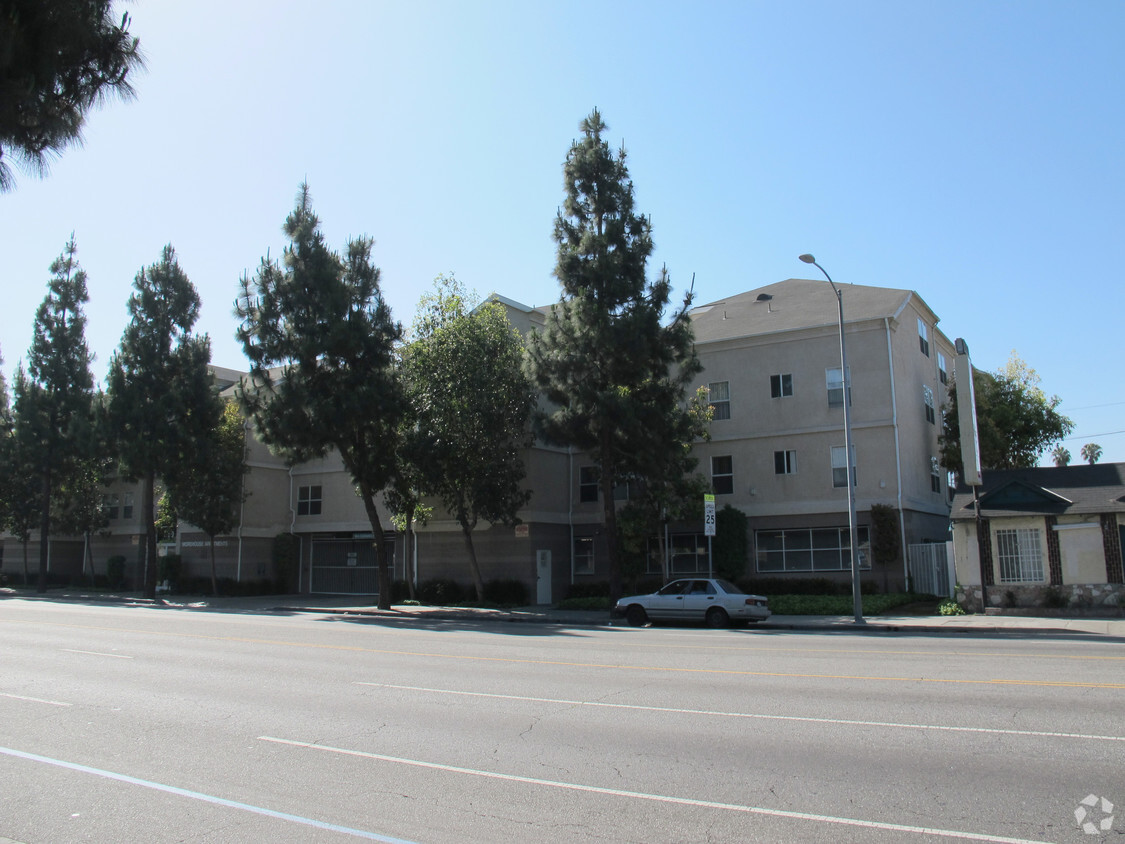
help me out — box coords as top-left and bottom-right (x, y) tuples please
(645, 533), (713, 576)
(996, 528), (1044, 583)
(755, 526), (871, 572)
(573, 537), (595, 574)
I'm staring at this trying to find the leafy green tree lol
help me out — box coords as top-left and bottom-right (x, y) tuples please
(107, 245), (219, 599)
(527, 109), (701, 601)
(13, 237), (96, 592)
(0, 347), (11, 548)
(1051, 446), (1071, 467)
(172, 399), (248, 595)
(940, 352), (1073, 474)
(1080, 443), (1102, 465)
(402, 276), (534, 602)
(236, 184), (405, 610)
(0, 0), (143, 190)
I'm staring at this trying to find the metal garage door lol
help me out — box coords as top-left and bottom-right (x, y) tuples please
(310, 539), (377, 595)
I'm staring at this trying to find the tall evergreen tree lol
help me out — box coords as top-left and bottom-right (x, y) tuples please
(527, 110), (702, 601)
(0, 0), (143, 190)
(172, 399), (248, 595)
(13, 237), (96, 592)
(236, 184), (405, 609)
(107, 245), (218, 599)
(0, 346), (11, 547)
(402, 276), (534, 601)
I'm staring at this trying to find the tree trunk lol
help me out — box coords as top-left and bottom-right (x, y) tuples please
(210, 535), (218, 596)
(22, 539), (30, 585)
(405, 517), (417, 602)
(459, 520), (485, 603)
(358, 484), (392, 610)
(599, 432), (622, 602)
(142, 471), (158, 599)
(36, 467), (51, 593)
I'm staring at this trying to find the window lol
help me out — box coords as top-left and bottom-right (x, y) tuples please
(826, 367), (850, 407)
(831, 445), (856, 488)
(297, 485), (322, 516)
(774, 450), (797, 475)
(923, 385), (935, 424)
(937, 352), (948, 385)
(573, 537), (594, 574)
(996, 528), (1044, 583)
(102, 493), (119, 520)
(122, 491), (134, 520)
(756, 527), (871, 572)
(708, 381), (730, 420)
(579, 466), (599, 503)
(770, 373), (793, 398)
(711, 455), (734, 495)
(930, 456), (941, 494)
(918, 318), (930, 356)
(644, 534), (714, 575)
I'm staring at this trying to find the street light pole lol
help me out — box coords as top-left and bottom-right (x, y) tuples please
(799, 254), (864, 624)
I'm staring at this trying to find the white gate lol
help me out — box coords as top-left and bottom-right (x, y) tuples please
(907, 541), (954, 597)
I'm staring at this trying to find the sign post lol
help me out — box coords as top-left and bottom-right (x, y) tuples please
(704, 494), (716, 578)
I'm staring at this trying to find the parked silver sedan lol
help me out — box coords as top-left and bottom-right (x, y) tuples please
(613, 578), (771, 628)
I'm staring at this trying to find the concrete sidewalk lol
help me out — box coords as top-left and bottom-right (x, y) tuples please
(7, 589), (1122, 637)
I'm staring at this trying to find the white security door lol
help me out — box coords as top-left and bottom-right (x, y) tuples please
(536, 550), (551, 605)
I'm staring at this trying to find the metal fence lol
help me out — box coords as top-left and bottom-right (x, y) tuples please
(907, 541), (954, 598)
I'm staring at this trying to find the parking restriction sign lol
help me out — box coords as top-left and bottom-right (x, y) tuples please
(704, 494), (716, 536)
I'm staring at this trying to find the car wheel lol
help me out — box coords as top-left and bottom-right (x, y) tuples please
(705, 607), (730, 629)
(625, 605), (648, 627)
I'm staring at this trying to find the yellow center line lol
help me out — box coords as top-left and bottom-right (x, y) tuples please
(3, 617), (1123, 689)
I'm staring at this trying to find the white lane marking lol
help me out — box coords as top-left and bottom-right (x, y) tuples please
(60, 649), (132, 659)
(0, 744), (416, 843)
(358, 682), (1125, 743)
(0, 692), (72, 707)
(259, 735), (1054, 844)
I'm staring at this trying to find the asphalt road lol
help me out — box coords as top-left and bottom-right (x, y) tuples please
(1, 599), (1122, 843)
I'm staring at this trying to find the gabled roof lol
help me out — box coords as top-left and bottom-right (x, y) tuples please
(950, 463), (1125, 520)
(688, 278), (928, 344)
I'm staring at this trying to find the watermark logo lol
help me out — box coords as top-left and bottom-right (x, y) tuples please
(1074, 794), (1114, 835)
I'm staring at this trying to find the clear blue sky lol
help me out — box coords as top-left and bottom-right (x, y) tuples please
(2, 0), (1122, 464)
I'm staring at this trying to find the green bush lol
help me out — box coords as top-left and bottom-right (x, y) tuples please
(417, 578), (465, 605)
(556, 596), (612, 611)
(769, 592), (922, 616)
(272, 533), (301, 593)
(158, 553), (182, 589)
(482, 578), (529, 606)
(938, 599), (966, 615)
(564, 581), (610, 599)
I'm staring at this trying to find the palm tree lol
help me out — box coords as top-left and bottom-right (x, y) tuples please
(1080, 443), (1103, 465)
(1051, 446), (1071, 467)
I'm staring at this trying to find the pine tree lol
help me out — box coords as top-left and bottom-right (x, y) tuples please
(236, 184), (405, 609)
(13, 237), (96, 592)
(0, 0), (143, 190)
(527, 110), (701, 600)
(107, 245), (219, 599)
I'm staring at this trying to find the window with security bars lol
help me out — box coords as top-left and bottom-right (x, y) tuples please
(995, 528), (1044, 583)
(708, 381), (730, 420)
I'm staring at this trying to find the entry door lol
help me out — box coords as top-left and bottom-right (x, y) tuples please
(536, 550), (552, 604)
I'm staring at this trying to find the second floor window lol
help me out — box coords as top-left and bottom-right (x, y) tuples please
(826, 367), (850, 407)
(930, 456), (941, 493)
(711, 455), (734, 495)
(102, 493), (119, 520)
(298, 485), (322, 516)
(923, 385), (936, 424)
(918, 317), (930, 357)
(770, 373), (793, 398)
(708, 381), (730, 420)
(831, 445), (856, 488)
(774, 450), (796, 475)
(938, 352), (948, 385)
(122, 491), (134, 520)
(579, 466), (599, 503)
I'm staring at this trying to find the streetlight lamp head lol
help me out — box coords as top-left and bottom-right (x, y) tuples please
(798, 254), (816, 264)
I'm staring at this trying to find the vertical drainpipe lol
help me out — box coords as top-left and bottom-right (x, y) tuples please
(884, 318), (908, 583)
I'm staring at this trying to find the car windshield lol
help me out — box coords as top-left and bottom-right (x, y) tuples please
(715, 579), (744, 595)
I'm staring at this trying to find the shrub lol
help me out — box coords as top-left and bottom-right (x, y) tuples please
(938, 599), (966, 616)
(556, 596), (612, 611)
(482, 578), (528, 607)
(158, 553), (182, 589)
(713, 505), (749, 581)
(1042, 587), (1069, 609)
(417, 578), (465, 605)
(272, 533), (300, 593)
(565, 581), (611, 600)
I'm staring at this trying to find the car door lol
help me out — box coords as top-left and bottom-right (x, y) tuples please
(680, 580), (719, 620)
(648, 580), (690, 619)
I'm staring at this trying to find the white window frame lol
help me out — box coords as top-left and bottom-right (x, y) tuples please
(826, 367), (851, 408)
(774, 449), (797, 475)
(831, 444), (856, 488)
(708, 381), (730, 420)
(918, 317), (930, 356)
(770, 373), (793, 399)
(937, 352), (948, 385)
(923, 384), (936, 424)
(996, 528), (1045, 583)
(711, 455), (734, 495)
